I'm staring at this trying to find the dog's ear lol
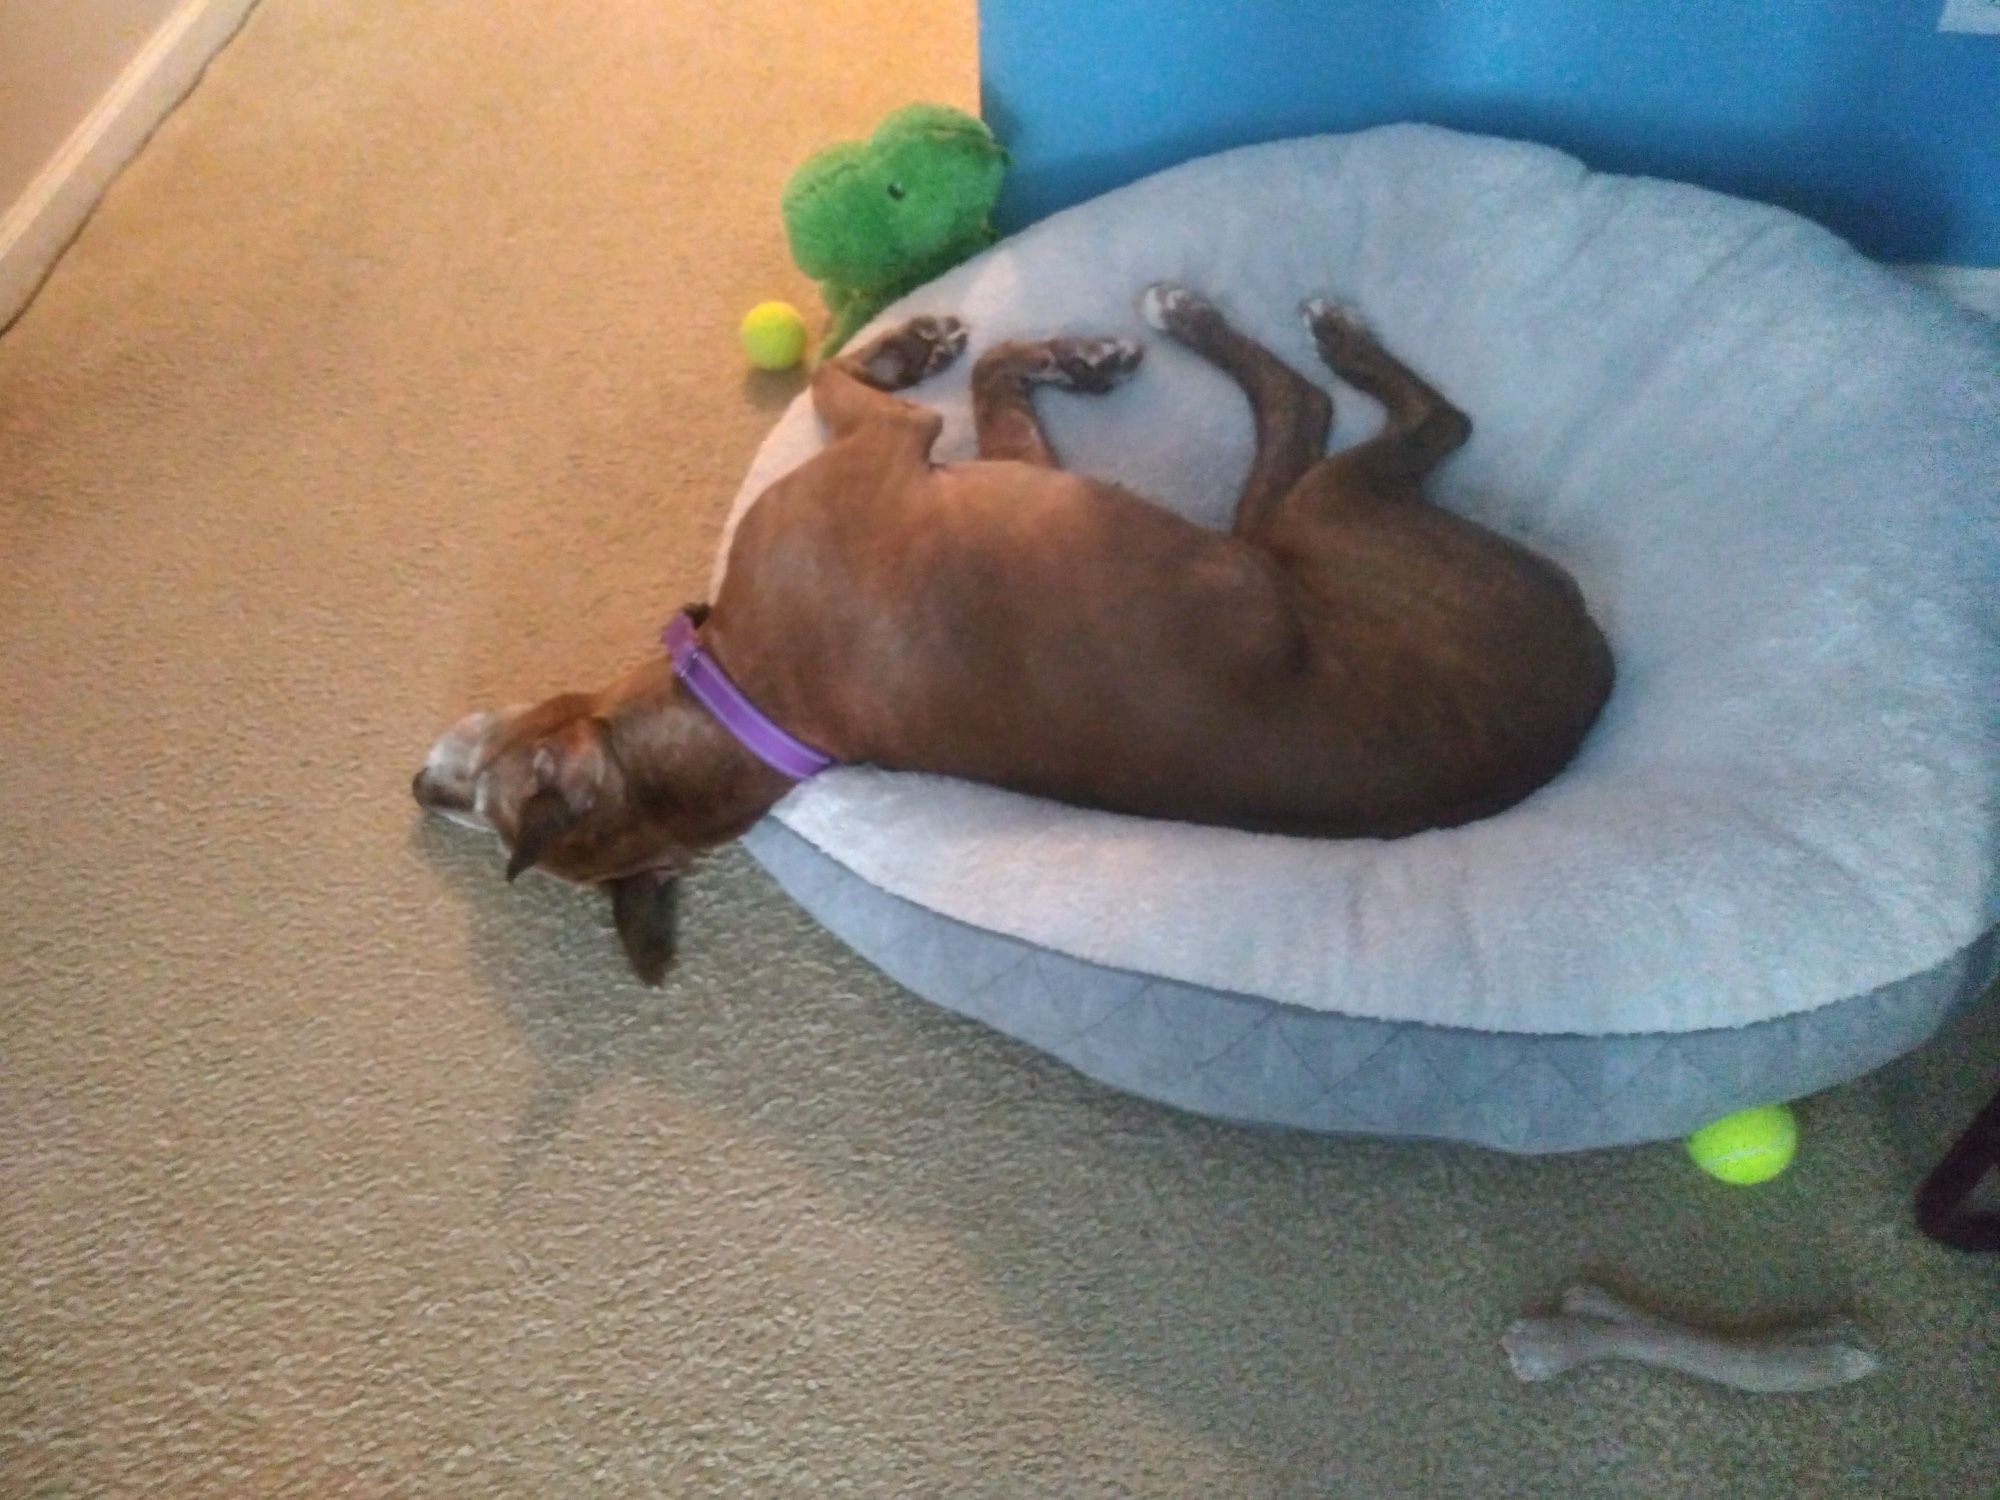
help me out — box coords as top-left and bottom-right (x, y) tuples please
(607, 868), (681, 985)
(505, 787), (577, 881)
(503, 717), (611, 882)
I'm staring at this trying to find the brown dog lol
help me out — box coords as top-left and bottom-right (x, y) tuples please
(414, 287), (1613, 982)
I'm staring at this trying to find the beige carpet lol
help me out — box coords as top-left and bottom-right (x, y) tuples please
(3, 2), (1998, 1495)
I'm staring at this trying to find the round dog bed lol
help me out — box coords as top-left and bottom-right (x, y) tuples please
(720, 125), (2000, 1152)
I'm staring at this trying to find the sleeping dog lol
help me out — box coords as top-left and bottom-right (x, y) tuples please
(413, 287), (1613, 982)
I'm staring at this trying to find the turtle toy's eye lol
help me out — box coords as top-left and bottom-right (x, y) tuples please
(886, 182), (907, 201)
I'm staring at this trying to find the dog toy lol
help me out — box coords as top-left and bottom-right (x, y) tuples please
(740, 300), (809, 370)
(1504, 1283), (1880, 1394)
(781, 103), (1007, 356)
(1686, 1104), (1798, 1184)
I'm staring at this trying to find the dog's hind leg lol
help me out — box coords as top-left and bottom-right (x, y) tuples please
(1248, 301), (1476, 556)
(1141, 284), (1332, 538)
(971, 338), (1144, 466)
(1294, 299), (1470, 496)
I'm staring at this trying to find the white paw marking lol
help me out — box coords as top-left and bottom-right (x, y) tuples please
(1140, 283), (1193, 332)
(1301, 297), (1367, 334)
(928, 321), (968, 369)
(1068, 337), (1142, 367)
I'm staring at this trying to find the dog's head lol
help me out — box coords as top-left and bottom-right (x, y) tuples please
(412, 663), (786, 983)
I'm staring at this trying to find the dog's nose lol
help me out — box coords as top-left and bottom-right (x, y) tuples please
(411, 764), (484, 827)
(412, 765), (471, 813)
(415, 707), (516, 828)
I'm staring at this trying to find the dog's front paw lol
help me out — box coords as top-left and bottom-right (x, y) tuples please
(1140, 283), (1223, 341)
(907, 314), (969, 374)
(859, 314), (969, 389)
(1035, 337), (1144, 394)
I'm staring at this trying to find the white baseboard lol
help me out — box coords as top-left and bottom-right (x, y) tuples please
(0, 0), (263, 331)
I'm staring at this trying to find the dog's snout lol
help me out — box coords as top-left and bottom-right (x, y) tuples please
(412, 767), (458, 810)
(413, 707), (516, 830)
(411, 763), (470, 815)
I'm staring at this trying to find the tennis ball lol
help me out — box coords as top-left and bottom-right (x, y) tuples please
(740, 300), (809, 370)
(1686, 1104), (1798, 1185)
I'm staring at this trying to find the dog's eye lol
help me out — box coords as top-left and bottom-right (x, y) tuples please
(886, 183), (906, 201)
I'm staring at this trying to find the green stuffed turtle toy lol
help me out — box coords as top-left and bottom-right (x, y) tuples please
(782, 103), (1008, 357)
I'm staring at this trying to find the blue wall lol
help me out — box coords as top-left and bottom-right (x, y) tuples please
(979, 0), (2000, 263)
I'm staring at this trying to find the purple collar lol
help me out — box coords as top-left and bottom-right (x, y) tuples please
(661, 610), (837, 781)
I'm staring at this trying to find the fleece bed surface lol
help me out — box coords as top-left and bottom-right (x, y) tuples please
(717, 126), (2000, 1113)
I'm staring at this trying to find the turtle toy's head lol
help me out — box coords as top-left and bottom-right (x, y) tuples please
(782, 104), (1007, 294)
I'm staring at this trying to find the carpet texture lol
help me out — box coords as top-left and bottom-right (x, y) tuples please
(2, 2), (1997, 1496)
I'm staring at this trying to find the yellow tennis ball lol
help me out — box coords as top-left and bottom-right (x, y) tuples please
(740, 300), (809, 370)
(1686, 1104), (1798, 1185)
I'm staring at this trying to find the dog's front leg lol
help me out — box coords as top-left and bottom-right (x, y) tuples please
(811, 315), (967, 443)
(970, 337), (1143, 467)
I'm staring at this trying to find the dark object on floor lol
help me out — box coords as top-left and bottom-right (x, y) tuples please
(1915, 1085), (2000, 1252)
